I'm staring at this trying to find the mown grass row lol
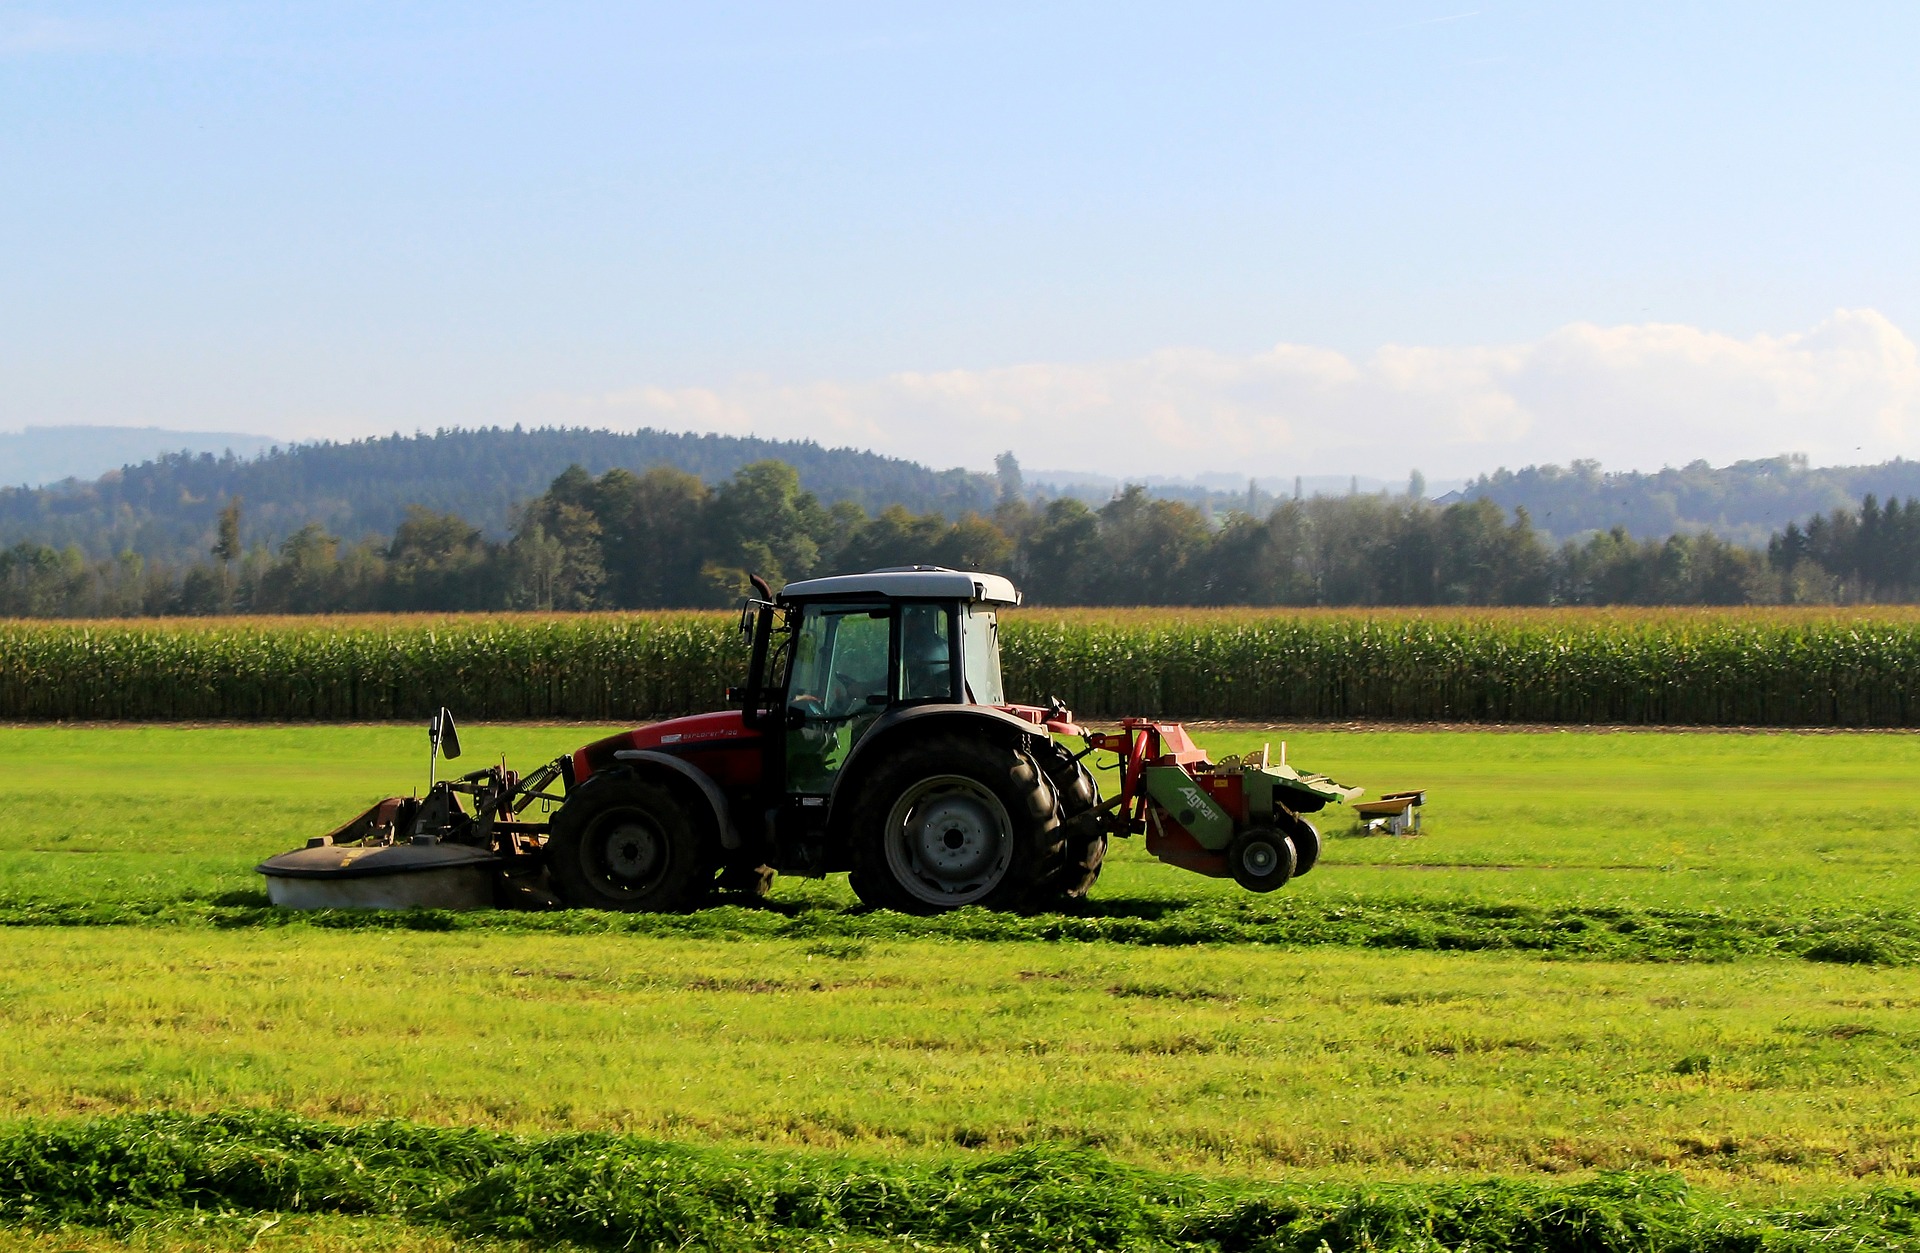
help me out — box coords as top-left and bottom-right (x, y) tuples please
(4, 1111), (1919, 1251)
(3, 892), (1912, 966)
(4, 610), (1920, 724)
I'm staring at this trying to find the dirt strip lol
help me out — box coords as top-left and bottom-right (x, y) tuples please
(3, 718), (1917, 734)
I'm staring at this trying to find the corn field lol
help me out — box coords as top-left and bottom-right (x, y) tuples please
(0, 614), (744, 722)
(1005, 608), (1920, 726)
(4, 608), (1920, 725)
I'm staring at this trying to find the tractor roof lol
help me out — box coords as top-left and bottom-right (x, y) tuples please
(779, 567), (1021, 606)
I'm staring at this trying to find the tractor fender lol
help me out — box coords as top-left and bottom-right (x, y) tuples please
(612, 749), (742, 850)
(826, 704), (1052, 833)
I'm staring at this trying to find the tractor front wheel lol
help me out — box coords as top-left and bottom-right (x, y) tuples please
(850, 734), (1059, 914)
(547, 773), (715, 912)
(1227, 827), (1295, 893)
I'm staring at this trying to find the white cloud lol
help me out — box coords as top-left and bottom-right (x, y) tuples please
(532, 309), (1920, 479)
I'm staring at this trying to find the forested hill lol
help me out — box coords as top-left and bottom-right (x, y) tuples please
(14, 423), (1920, 570)
(0, 427), (998, 562)
(1454, 456), (1920, 546)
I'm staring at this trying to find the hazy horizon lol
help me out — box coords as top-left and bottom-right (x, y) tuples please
(0, 419), (1889, 499)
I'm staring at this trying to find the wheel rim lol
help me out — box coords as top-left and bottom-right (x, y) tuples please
(1239, 839), (1282, 879)
(582, 808), (669, 896)
(882, 774), (1015, 907)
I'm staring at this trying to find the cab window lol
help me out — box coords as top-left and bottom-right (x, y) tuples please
(787, 604), (889, 715)
(961, 605), (1005, 705)
(784, 603), (891, 795)
(898, 603), (957, 702)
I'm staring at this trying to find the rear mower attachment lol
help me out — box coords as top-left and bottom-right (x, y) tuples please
(1065, 719), (1370, 892)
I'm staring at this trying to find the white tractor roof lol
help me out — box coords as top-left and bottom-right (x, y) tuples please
(779, 567), (1021, 606)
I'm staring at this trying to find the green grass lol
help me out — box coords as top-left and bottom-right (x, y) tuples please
(1190, 726), (1920, 913)
(5, 722), (1919, 921)
(0, 723), (613, 912)
(5, 928), (1920, 1188)
(9, 722), (1920, 1246)
(0, 1213), (547, 1253)
(7, 1112), (1920, 1253)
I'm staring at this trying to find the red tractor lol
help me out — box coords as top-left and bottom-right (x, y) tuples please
(262, 568), (1377, 913)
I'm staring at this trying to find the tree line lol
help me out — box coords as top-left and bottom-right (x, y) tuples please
(1460, 454), (1920, 546)
(0, 426), (998, 566)
(1768, 494), (1920, 602)
(2, 458), (1916, 617)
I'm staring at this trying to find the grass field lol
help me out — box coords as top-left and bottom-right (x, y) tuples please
(5, 721), (1918, 914)
(8, 927), (1920, 1186)
(6, 721), (1920, 1248)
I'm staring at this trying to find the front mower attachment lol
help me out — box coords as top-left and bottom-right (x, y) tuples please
(257, 840), (499, 910)
(257, 715), (568, 910)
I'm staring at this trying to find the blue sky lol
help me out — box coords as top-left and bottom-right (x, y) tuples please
(3, 2), (1918, 478)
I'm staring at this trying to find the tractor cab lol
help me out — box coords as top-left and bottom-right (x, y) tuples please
(736, 567), (1020, 801)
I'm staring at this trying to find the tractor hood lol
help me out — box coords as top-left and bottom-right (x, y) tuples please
(571, 711), (762, 784)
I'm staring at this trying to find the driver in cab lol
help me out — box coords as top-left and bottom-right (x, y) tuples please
(900, 605), (952, 701)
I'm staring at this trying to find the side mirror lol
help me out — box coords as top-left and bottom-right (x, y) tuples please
(430, 707), (461, 761)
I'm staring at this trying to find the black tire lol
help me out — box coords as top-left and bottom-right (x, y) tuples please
(1036, 740), (1106, 901)
(848, 733), (1060, 915)
(1279, 814), (1321, 877)
(1228, 826), (1295, 893)
(546, 772), (716, 912)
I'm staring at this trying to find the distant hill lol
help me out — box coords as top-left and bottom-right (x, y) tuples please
(1448, 456), (1920, 547)
(0, 426), (998, 563)
(0, 425), (283, 489)
(10, 423), (1919, 567)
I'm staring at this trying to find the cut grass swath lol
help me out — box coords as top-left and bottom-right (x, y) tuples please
(3, 893), (1916, 966)
(4, 1112), (1919, 1252)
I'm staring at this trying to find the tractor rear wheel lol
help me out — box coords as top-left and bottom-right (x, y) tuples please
(1035, 740), (1105, 902)
(547, 772), (716, 912)
(849, 734), (1060, 914)
(1227, 826), (1295, 893)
